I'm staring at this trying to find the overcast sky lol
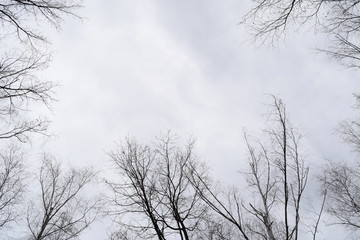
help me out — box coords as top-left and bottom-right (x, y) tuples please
(33, 1), (360, 239)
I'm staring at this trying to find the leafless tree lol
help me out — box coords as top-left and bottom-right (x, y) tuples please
(188, 96), (322, 240)
(0, 0), (82, 46)
(316, 94), (360, 234)
(109, 227), (138, 240)
(338, 94), (360, 153)
(0, 0), (82, 143)
(188, 167), (250, 240)
(107, 98), (326, 239)
(26, 155), (99, 240)
(0, 2), (95, 239)
(107, 138), (166, 240)
(0, 51), (53, 143)
(242, 97), (310, 240)
(107, 134), (208, 240)
(0, 144), (25, 230)
(243, 0), (360, 67)
(320, 162), (360, 232)
(195, 217), (237, 240)
(156, 134), (208, 240)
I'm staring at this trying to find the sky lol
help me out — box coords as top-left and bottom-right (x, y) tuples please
(29, 0), (360, 239)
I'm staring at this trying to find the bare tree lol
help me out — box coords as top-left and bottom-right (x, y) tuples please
(0, 1), (94, 239)
(188, 96), (322, 240)
(0, 144), (25, 229)
(0, 0), (82, 143)
(107, 134), (208, 240)
(0, 0), (82, 46)
(243, 0), (360, 67)
(107, 98), (325, 239)
(316, 94), (360, 233)
(109, 227), (138, 240)
(107, 138), (166, 240)
(26, 155), (99, 240)
(188, 167), (250, 240)
(338, 94), (360, 153)
(0, 51), (53, 143)
(154, 134), (208, 240)
(242, 97), (310, 240)
(196, 217), (237, 240)
(320, 162), (360, 232)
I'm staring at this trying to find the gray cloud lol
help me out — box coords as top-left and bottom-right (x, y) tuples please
(36, 1), (360, 239)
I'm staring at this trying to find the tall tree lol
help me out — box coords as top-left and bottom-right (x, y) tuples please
(154, 135), (207, 240)
(0, 0), (83, 235)
(107, 138), (166, 240)
(107, 134), (208, 240)
(0, 0), (81, 142)
(188, 96), (322, 240)
(242, 97), (309, 240)
(318, 94), (360, 235)
(26, 155), (99, 240)
(0, 144), (25, 229)
(0, 0), (81, 45)
(243, 0), (360, 67)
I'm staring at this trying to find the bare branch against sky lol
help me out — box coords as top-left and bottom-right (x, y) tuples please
(1, 1), (360, 240)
